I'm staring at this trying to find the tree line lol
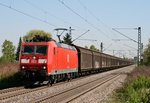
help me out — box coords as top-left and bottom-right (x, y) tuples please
(1, 29), (149, 65)
(143, 39), (150, 65)
(0, 30), (52, 63)
(0, 29), (74, 63)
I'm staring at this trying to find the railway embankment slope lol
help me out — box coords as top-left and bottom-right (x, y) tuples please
(0, 63), (23, 89)
(108, 65), (150, 103)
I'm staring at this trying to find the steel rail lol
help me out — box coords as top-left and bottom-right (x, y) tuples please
(31, 73), (121, 103)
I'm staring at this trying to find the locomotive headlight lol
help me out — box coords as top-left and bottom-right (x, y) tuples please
(33, 56), (36, 59)
(43, 66), (46, 69)
(22, 66), (25, 69)
(38, 59), (47, 63)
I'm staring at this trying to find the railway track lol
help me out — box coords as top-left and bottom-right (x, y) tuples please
(30, 73), (121, 103)
(66, 74), (120, 103)
(0, 73), (111, 102)
(0, 66), (133, 103)
(0, 75), (99, 101)
(0, 86), (47, 100)
(0, 86), (24, 94)
(0, 75), (98, 101)
(0, 76), (89, 102)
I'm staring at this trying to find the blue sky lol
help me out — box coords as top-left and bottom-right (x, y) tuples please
(0, 0), (150, 58)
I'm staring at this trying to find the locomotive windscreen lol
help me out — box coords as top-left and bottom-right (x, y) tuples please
(22, 45), (47, 55)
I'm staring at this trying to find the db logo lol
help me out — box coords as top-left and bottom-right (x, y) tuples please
(31, 59), (37, 63)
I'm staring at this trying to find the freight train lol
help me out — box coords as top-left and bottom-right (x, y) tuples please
(20, 41), (132, 85)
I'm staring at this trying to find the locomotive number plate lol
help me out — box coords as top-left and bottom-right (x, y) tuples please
(31, 59), (37, 63)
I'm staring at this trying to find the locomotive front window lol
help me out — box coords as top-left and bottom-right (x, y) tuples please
(22, 45), (47, 55)
(36, 46), (47, 55)
(22, 46), (34, 54)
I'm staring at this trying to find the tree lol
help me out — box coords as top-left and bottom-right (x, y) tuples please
(0, 40), (16, 63)
(85, 46), (88, 49)
(63, 33), (72, 45)
(23, 30), (52, 42)
(16, 37), (22, 61)
(143, 39), (150, 65)
(90, 45), (99, 51)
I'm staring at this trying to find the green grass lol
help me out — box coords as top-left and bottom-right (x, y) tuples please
(117, 76), (150, 103)
(113, 66), (150, 103)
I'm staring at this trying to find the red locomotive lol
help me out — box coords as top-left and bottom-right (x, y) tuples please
(20, 41), (78, 83)
(20, 41), (132, 85)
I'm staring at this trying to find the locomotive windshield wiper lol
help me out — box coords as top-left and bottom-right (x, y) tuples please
(35, 52), (46, 55)
(22, 52), (34, 55)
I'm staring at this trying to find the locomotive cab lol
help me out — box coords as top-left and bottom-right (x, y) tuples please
(20, 42), (49, 81)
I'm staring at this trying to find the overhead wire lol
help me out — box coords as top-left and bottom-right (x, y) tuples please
(23, 0), (91, 42)
(103, 42), (114, 51)
(112, 28), (138, 44)
(78, 0), (131, 51)
(23, 0), (86, 30)
(108, 40), (137, 57)
(1, 1), (136, 58)
(23, 0), (48, 22)
(10, 0), (14, 8)
(77, 39), (97, 42)
(58, 0), (111, 39)
(23, 0), (47, 14)
(77, 0), (118, 37)
(58, 0), (121, 51)
(72, 30), (90, 43)
(123, 44), (137, 50)
(0, 2), (57, 27)
(78, 0), (108, 28)
(77, 0), (138, 55)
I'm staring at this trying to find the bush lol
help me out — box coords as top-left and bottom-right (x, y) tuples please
(117, 76), (150, 103)
(0, 71), (23, 89)
(0, 63), (23, 89)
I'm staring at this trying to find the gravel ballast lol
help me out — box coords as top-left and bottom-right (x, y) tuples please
(69, 65), (135, 103)
(1, 65), (135, 103)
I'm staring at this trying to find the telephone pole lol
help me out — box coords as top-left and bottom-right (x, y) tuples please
(112, 27), (142, 66)
(100, 42), (103, 53)
(137, 27), (141, 65)
(68, 27), (74, 36)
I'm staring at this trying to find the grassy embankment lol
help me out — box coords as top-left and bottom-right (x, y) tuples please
(0, 63), (23, 89)
(114, 66), (150, 103)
